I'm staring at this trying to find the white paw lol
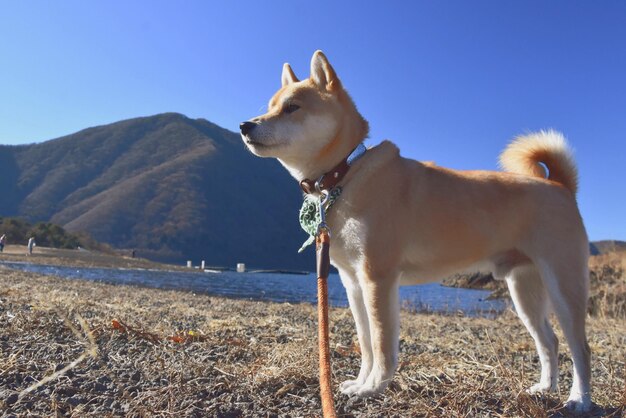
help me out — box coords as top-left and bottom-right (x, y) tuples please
(341, 373), (391, 397)
(339, 379), (360, 394)
(527, 382), (556, 394)
(342, 381), (386, 397)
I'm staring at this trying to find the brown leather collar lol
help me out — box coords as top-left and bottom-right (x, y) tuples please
(299, 143), (366, 195)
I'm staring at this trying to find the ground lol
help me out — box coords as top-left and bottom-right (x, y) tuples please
(0, 248), (624, 417)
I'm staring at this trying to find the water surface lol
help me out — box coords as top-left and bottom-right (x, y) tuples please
(1, 262), (506, 316)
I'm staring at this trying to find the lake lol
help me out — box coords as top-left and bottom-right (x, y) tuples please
(0, 262), (507, 316)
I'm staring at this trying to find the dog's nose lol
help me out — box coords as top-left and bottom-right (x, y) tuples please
(240, 121), (257, 136)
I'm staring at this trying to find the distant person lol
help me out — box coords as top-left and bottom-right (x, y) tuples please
(0, 234), (6, 252)
(27, 237), (36, 255)
(131, 249), (136, 258)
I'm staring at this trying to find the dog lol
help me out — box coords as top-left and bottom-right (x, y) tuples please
(240, 51), (592, 413)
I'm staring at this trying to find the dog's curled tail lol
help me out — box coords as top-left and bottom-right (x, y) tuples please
(499, 130), (578, 195)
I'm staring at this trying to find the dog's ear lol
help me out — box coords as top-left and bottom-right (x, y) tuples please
(310, 50), (341, 92)
(281, 63), (299, 87)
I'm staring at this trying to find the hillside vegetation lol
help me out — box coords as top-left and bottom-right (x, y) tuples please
(0, 217), (81, 250)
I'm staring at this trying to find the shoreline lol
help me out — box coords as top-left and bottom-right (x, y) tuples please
(0, 260), (507, 319)
(1, 263), (624, 416)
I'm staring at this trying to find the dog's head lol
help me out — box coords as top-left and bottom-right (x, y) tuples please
(240, 51), (368, 180)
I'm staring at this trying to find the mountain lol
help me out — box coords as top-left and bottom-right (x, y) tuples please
(589, 240), (626, 256)
(0, 113), (312, 269)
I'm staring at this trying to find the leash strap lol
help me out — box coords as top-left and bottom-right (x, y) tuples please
(316, 229), (336, 418)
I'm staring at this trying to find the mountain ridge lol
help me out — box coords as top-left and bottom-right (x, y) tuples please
(0, 113), (311, 269)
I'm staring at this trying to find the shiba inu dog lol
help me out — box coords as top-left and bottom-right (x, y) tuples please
(240, 51), (592, 413)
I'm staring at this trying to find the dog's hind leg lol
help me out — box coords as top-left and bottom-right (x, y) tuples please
(535, 257), (592, 413)
(338, 269), (374, 394)
(505, 264), (559, 394)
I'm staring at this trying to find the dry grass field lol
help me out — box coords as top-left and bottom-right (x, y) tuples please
(0, 248), (624, 417)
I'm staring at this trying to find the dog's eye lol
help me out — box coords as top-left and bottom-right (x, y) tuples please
(284, 104), (300, 114)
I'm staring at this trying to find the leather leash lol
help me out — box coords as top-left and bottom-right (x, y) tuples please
(316, 192), (337, 418)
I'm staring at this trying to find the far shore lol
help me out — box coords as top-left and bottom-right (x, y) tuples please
(0, 245), (309, 275)
(0, 244), (190, 271)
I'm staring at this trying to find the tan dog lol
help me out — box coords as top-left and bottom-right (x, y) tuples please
(240, 51), (592, 413)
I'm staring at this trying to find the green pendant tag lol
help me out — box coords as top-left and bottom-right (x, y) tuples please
(297, 187), (342, 253)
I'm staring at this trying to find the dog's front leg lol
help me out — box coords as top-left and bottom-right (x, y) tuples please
(338, 271), (373, 394)
(345, 276), (400, 397)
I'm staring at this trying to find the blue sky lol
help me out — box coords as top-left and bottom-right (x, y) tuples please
(1, 1), (624, 241)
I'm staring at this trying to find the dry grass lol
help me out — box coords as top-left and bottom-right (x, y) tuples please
(1, 267), (624, 417)
(588, 252), (626, 319)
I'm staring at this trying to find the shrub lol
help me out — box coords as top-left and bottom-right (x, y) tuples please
(0, 217), (100, 250)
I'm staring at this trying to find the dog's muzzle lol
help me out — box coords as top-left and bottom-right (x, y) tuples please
(239, 121), (257, 136)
